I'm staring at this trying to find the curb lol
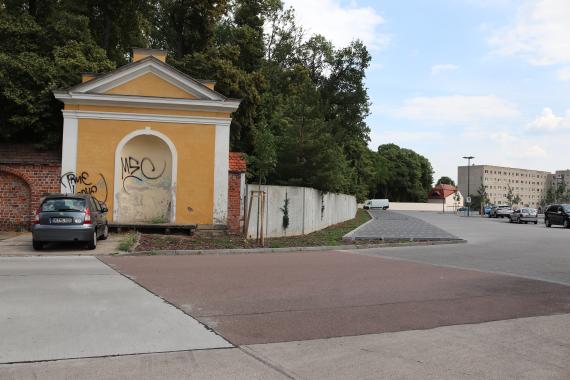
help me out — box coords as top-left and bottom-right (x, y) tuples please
(125, 239), (466, 256)
(342, 210), (375, 240)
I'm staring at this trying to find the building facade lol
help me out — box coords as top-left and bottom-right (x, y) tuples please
(457, 165), (551, 207)
(54, 48), (241, 226)
(427, 184), (463, 211)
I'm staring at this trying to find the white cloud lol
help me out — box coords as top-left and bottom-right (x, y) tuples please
(431, 64), (458, 75)
(527, 107), (570, 132)
(282, 0), (389, 49)
(489, 0), (570, 66)
(393, 95), (520, 125)
(556, 66), (570, 81)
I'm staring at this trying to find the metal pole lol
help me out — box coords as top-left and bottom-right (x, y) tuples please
(463, 156), (475, 217)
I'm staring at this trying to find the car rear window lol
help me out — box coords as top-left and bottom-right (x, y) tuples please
(563, 205), (570, 213)
(41, 198), (86, 212)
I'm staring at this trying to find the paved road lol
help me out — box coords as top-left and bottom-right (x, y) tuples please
(351, 211), (570, 285)
(102, 252), (570, 345)
(345, 210), (461, 241)
(0, 256), (229, 364)
(2, 212), (570, 379)
(0, 233), (123, 256)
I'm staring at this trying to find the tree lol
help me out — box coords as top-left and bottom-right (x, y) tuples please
(436, 176), (455, 186)
(0, 1), (114, 146)
(505, 185), (522, 207)
(476, 182), (489, 214)
(248, 122), (276, 184)
(372, 144), (434, 202)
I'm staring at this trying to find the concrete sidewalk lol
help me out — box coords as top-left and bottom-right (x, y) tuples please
(0, 233), (123, 256)
(2, 314), (569, 379)
(0, 256), (230, 364)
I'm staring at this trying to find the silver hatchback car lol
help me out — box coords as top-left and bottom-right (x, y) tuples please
(509, 208), (538, 224)
(32, 194), (109, 250)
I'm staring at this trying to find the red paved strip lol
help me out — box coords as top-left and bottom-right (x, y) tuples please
(101, 252), (570, 345)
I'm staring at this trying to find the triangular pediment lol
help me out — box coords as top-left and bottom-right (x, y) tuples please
(68, 57), (224, 101)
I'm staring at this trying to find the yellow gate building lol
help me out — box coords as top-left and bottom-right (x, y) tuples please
(54, 48), (241, 225)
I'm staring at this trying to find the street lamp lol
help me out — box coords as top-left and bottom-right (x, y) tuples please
(463, 156), (475, 216)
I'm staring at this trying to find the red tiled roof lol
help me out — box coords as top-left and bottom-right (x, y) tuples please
(428, 184), (457, 199)
(229, 152), (246, 173)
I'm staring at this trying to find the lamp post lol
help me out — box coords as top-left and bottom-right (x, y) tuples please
(463, 156), (475, 216)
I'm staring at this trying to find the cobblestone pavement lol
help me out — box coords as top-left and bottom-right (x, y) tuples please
(345, 210), (461, 241)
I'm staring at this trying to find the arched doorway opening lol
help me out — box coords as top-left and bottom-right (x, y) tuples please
(0, 171), (32, 231)
(114, 130), (177, 223)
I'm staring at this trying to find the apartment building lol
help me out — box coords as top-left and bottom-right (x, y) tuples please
(457, 165), (551, 207)
(551, 170), (570, 189)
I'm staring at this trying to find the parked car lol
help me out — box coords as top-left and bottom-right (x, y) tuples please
(484, 205), (494, 217)
(363, 199), (389, 210)
(32, 194), (109, 250)
(544, 204), (570, 228)
(490, 205), (513, 218)
(509, 208), (538, 224)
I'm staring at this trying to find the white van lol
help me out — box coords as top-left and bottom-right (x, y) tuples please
(363, 199), (389, 210)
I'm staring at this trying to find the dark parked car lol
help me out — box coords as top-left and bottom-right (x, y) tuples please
(544, 204), (570, 228)
(32, 194), (109, 250)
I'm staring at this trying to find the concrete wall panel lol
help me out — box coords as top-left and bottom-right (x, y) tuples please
(246, 185), (356, 238)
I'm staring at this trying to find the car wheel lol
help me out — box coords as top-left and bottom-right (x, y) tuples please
(534, 221), (538, 225)
(32, 240), (43, 250)
(545, 218), (551, 227)
(518, 218), (523, 224)
(86, 231), (97, 250)
(564, 219), (570, 229)
(100, 224), (109, 240)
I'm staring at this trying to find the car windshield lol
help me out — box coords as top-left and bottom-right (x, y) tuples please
(41, 198), (86, 212)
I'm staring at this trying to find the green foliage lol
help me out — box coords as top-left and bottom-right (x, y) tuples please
(0, 1), (114, 146)
(436, 176), (455, 186)
(0, 0), (434, 203)
(371, 144), (434, 202)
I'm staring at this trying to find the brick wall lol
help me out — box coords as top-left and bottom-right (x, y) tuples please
(227, 152), (246, 234)
(0, 160), (61, 231)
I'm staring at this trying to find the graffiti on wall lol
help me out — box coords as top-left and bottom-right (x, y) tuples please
(60, 171), (108, 203)
(121, 156), (166, 192)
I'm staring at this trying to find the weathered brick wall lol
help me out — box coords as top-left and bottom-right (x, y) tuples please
(227, 173), (242, 233)
(0, 172), (31, 231)
(0, 164), (61, 231)
(227, 152), (246, 234)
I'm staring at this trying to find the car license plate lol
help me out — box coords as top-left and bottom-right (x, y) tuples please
(51, 217), (72, 224)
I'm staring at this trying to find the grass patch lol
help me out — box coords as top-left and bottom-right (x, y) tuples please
(135, 209), (376, 252)
(117, 232), (138, 252)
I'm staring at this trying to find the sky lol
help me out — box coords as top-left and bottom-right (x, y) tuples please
(282, 0), (570, 182)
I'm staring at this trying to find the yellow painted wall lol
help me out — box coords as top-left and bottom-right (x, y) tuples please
(74, 118), (216, 224)
(106, 72), (198, 99)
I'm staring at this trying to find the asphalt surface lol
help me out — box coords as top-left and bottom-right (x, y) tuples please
(346, 210), (460, 241)
(0, 257), (230, 364)
(351, 211), (570, 285)
(103, 250), (570, 345)
(2, 211), (570, 379)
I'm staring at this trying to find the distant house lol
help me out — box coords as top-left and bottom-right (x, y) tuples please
(427, 184), (463, 211)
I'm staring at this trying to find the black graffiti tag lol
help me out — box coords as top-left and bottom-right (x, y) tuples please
(121, 156), (166, 192)
(60, 171), (108, 203)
